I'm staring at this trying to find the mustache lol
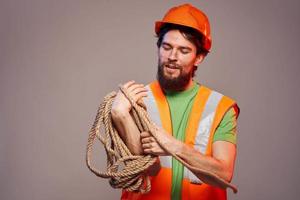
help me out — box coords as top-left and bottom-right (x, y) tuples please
(163, 62), (181, 69)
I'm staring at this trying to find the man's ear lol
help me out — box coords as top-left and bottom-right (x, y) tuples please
(194, 54), (205, 66)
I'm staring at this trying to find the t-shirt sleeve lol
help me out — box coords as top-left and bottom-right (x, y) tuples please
(213, 106), (238, 145)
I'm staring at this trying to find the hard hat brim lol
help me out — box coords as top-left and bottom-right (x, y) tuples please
(155, 21), (199, 36)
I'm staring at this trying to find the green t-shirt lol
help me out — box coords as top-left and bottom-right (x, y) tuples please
(165, 81), (237, 200)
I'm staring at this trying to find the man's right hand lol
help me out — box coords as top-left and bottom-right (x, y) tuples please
(111, 80), (148, 117)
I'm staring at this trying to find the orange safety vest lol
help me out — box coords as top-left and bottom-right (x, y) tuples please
(121, 81), (239, 200)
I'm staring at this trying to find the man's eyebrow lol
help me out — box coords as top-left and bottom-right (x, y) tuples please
(179, 46), (192, 51)
(162, 42), (192, 51)
(162, 42), (172, 46)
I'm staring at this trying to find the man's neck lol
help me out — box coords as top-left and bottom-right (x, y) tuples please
(182, 79), (194, 91)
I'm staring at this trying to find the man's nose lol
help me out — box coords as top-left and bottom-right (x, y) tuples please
(168, 49), (177, 61)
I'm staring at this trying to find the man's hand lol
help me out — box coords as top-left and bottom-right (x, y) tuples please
(141, 125), (183, 156)
(111, 80), (148, 116)
(141, 131), (167, 156)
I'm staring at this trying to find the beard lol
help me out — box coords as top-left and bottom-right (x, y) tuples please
(156, 60), (194, 92)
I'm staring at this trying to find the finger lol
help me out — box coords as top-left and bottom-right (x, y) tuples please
(140, 131), (151, 138)
(133, 92), (148, 102)
(129, 87), (148, 98)
(127, 83), (145, 93)
(131, 86), (148, 94)
(143, 148), (152, 154)
(142, 143), (152, 149)
(122, 80), (135, 88)
(137, 98), (147, 110)
(141, 137), (153, 144)
(141, 137), (148, 144)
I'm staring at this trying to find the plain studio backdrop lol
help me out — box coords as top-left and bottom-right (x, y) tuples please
(1, 0), (299, 199)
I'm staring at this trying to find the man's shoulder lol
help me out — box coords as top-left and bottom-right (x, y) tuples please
(198, 84), (236, 101)
(197, 83), (240, 115)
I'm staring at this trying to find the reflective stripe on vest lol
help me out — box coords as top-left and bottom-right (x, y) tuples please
(184, 90), (223, 184)
(144, 85), (172, 169)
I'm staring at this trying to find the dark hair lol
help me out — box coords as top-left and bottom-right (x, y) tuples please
(156, 23), (209, 56)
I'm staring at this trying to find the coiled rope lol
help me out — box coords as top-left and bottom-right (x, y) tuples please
(86, 85), (238, 194)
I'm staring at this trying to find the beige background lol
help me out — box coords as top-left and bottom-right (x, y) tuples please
(1, 0), (300, 199)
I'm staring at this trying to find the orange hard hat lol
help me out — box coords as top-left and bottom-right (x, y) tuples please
(155, 4), (212, 52)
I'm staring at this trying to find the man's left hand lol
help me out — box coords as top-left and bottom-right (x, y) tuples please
(141, 125), (183, 156)
(141, 131), (168, 156)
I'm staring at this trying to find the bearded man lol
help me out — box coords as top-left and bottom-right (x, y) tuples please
(111, 4), (240, 200)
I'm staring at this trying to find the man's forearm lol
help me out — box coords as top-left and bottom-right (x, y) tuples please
(177, 144), (233, 184)
(160, 133), (235, 187)
(111, 110), (143, 155)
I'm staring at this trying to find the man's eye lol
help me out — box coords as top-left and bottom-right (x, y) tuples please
(180, 49), (190, 54)
(162, 44), (172, 50)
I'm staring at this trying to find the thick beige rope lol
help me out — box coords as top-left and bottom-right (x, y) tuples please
(86, 86), (238, 194)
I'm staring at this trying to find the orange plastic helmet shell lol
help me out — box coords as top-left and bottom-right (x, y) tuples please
(155, 4), (212, 52)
